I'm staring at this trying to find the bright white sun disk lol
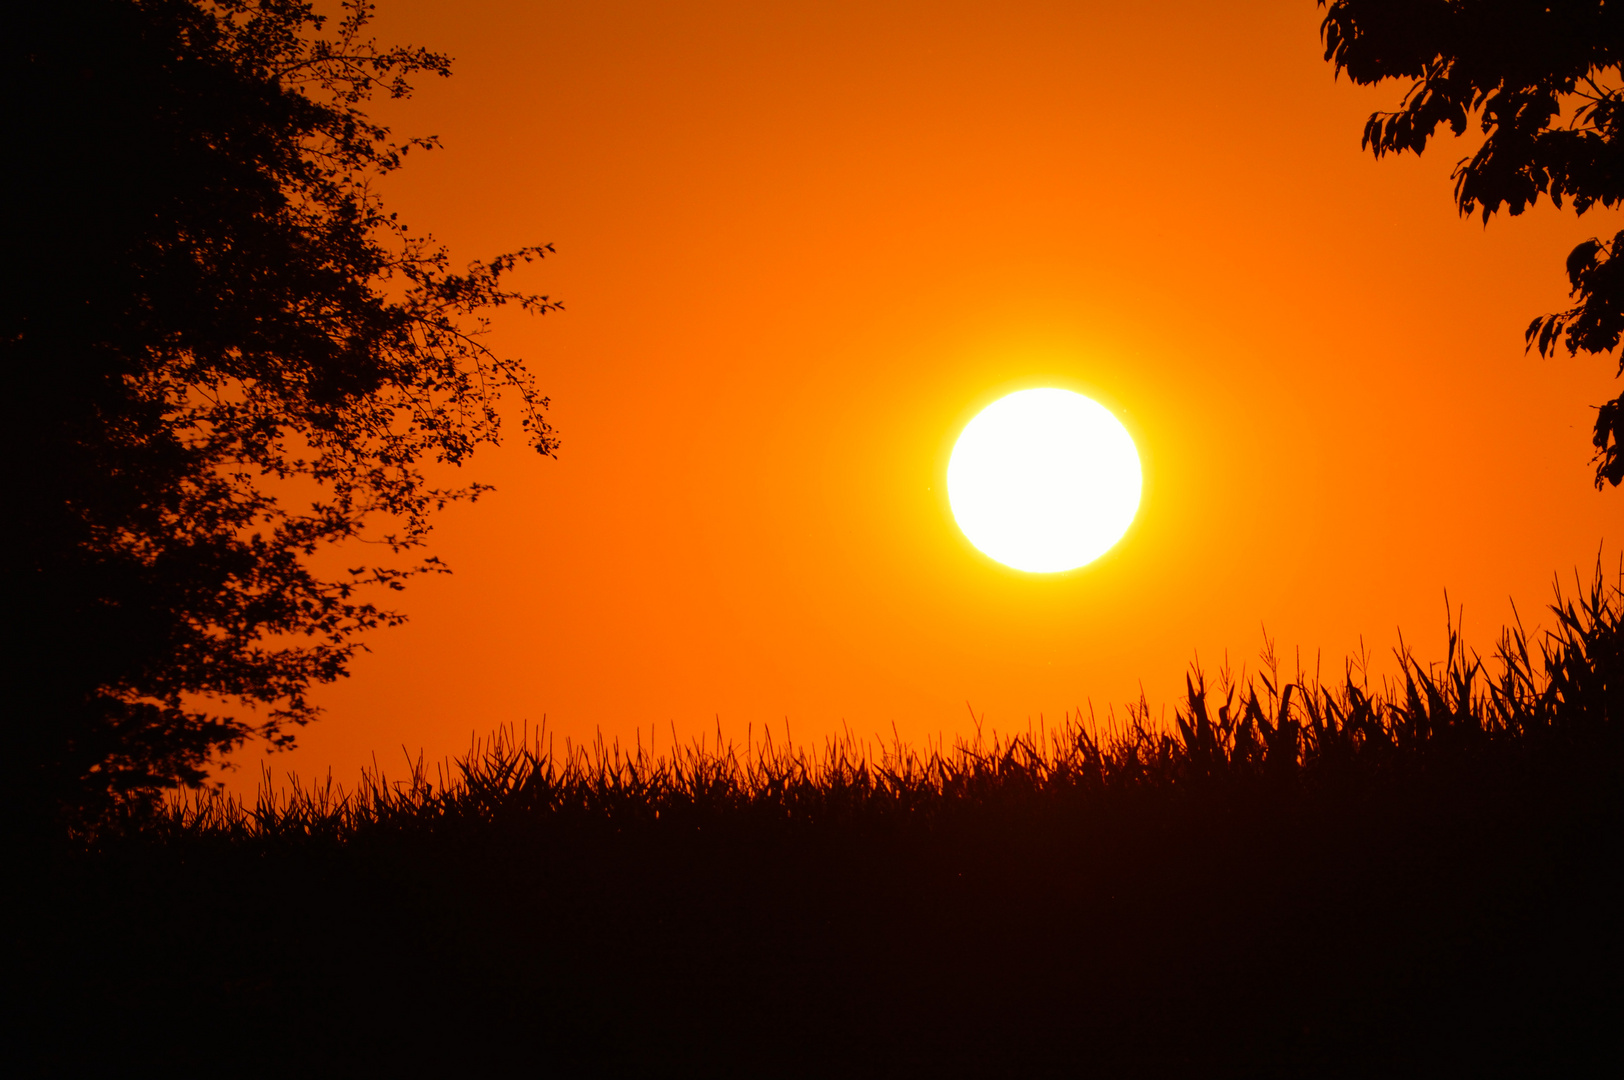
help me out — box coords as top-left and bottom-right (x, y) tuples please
(947, 389), (1141, 573)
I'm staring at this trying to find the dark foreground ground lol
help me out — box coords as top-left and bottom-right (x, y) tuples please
(18, 580), (1624, 1076)
(12, 743), (1621, 1077)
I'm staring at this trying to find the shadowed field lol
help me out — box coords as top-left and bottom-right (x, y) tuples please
(14, 578), (1624, 1075)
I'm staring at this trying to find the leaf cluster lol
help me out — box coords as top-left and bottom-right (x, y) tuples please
(1320, 1), (1624, 484)
(1, 0), (557, 829)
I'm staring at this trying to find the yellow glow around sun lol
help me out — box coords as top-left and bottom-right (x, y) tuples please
(947, 389), (1142, 573)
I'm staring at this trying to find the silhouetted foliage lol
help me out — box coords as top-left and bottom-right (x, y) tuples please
(1319, 0), (1624, 484)
(17, 575), (1622, 1071)
(147, 565), (1624, 845)
(1, 0), (557, 832)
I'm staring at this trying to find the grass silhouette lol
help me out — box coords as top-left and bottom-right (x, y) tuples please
(13, 570), (1624, 1074)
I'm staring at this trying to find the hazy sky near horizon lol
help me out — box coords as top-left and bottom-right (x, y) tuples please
(229, 0), (1617, 787)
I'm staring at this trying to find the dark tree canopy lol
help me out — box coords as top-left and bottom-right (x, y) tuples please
(1319, 0), (1624, 484)
(1, 0), (557, 831)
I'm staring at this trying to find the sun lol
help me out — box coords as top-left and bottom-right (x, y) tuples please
(946, 388), (1142, 573)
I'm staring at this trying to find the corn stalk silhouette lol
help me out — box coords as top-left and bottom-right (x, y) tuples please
(155, 566), (1623, 846)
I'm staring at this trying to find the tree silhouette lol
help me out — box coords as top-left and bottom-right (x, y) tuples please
(1319, 0), (1624, 484)
(1, 0), (559, 832)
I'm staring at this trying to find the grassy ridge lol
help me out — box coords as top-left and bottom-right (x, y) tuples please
(159, 570), (1623, 843)
(13, 574), (1624, 1074)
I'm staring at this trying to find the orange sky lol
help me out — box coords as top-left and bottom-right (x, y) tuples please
(228, 0), (1618, 788)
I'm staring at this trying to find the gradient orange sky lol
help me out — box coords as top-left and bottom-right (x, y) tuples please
(228, 0), (1618, 787)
